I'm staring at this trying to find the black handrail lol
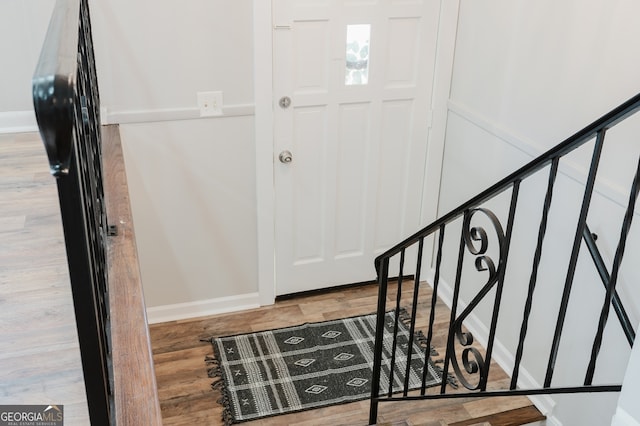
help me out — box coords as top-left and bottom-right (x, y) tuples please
(33, 0), (79, 177)
(375, 92), (640, 272)
(32, 1), (112, 425)
(369, 93), (640, 424)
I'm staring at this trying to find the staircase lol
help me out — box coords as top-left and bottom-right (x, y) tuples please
(374, 405), (545, 426)
(368, 93), (640, 425)
(375, 405), (545, 426)
(446, 406), (545, 426)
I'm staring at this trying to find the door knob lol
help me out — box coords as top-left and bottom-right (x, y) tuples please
(279, 150), (293, 164)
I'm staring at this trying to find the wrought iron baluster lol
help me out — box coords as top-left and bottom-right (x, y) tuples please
(447, 208), (504, 390)
(481, 180), (520, 390)
(440, 212), (470, 394)
(585, 156), (640, 385)
(545, 130), (606, 388)
(421, 225), (445, 395)
(388, 249), (405, 397)
(512, 158), (559, 389)
(403, 238), (424, 396)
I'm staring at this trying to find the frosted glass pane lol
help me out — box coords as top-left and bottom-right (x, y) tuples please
(345, 24), (370, 85)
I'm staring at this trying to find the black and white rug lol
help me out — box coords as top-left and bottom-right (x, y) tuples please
(204, 310), (443, 424)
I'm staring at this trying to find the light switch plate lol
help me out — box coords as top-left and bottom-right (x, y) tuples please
(197, 91), (223, 117)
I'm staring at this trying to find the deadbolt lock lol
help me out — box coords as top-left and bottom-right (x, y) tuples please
(279, 96), (291, 109)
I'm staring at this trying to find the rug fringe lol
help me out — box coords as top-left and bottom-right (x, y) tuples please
(219, 389), (234, 425)
(397, 308), (439, 355)
(204, 340), (236, 425)
(433, 363), (459, 389)
(396, 307), (459, 389)
(205, 355), (219, 365)
(215, 388), (234, 426)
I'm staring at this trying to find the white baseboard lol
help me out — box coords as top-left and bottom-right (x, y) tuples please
(544, 414), (563, 426)
(612, 407), (640, 426)
(146, 292), (260, 324)
(0, 111), (38, 134)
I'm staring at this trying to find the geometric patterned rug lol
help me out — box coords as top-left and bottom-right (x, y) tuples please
(203, 310), (442, 424)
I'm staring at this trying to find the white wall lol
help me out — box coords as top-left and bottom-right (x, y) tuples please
(615, 342), (640, 426)
(91, 0), (254, 114)
(0, 1), (54, 132)
(89, 0), (259, 319)
(0, 1), (259, 318)
(119, 118), (257, 306)
(438, 1), (640, 425)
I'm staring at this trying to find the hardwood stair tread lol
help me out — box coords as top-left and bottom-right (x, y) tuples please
(448, 406), (545, 426)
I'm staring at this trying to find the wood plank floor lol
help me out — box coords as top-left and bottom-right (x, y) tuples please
(150, 282), (542, 426)
(1, 131), (543, 425)
(0, 132), (90, 425)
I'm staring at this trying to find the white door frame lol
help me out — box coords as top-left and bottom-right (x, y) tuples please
(416, 0), (462, 270)
(253, 0), (276, 306)
(253, 0), (461, 306)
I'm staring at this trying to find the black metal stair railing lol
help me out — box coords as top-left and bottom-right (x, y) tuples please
(32, 0), (113, 424)
(369, 94), (640, 424)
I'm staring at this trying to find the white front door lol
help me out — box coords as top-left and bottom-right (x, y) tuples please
(273, 0), (441, 296)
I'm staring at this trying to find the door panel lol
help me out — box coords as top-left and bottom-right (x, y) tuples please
(375, 100), (415, 252)
(292, 107), (328, 264)
(335, 102), (371, 258)
(274, 0), (440, 295)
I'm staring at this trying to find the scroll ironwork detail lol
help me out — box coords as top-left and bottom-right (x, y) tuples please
(449, 208), (505, 390)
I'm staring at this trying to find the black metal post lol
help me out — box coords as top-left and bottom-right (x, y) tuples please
(369, 258), (390, 425)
